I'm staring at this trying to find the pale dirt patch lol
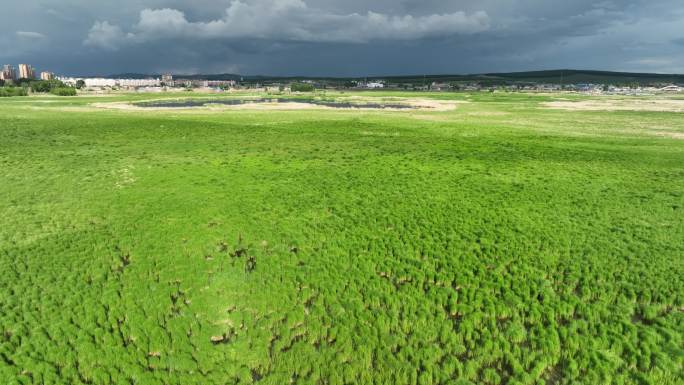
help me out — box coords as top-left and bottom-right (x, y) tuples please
(91, 102), (176, 112)
(605, 127), (684, 140)
(346, 96), (466, 111)
(91, 98), (463, 112)
(90, 101), (231, 113)
(360, 130), (400, 137)
(405, 99), (462, 111)
(653, 131), (684, 139)
(466, 111), (510, 116)
(543, 99), (684, 112)
(211, 102), (321, 111)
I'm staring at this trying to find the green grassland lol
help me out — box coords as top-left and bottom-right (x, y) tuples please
(0, 92), (683, 385)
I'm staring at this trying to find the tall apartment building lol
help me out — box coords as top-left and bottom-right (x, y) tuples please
(18, 64), (35, 79)
(1, 65), (16, 81)
(40, 72), (55, 81)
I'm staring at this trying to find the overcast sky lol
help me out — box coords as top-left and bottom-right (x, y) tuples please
(1, 0), (683, 76)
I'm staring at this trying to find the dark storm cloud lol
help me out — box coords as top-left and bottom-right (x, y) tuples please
(1, 0), (683, 76)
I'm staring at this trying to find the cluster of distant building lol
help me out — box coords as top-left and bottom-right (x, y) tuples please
(252, 79), (684, 94)
(1, 67), (239, 92)
(3, 64), (683, 96)
(349, 81), (683, 95)
(493, 83), (683, 95)
(66, 76), (683, 94)
(358, 81), (386, 89)
(57, 74), (236, 92)
(1, 64), (55, 82)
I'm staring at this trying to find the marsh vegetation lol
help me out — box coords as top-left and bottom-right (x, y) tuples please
(0, 92), (682, 385)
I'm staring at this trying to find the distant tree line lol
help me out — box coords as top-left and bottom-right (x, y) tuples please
(290, 82), (315, 92)
(0, 79), (77, 97)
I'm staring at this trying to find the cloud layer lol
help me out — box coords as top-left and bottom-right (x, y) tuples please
(85, 0), (490, 50)
(1, 0), (684, 76)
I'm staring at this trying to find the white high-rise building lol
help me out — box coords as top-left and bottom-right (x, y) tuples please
(1, 65), (16, 81)
(18, 64), (35, 79)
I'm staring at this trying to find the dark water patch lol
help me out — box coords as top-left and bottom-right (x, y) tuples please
(134, 98), (415, 109)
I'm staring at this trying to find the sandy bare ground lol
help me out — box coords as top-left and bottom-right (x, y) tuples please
(90, 98), (462, 112)
(543, 99), (684, 112)
(654, 131), (684, 139)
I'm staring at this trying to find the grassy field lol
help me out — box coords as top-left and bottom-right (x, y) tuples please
(0, 91), (682, 385)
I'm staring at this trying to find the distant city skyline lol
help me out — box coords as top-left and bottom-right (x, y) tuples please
(2, 62), (684, 85)
(0, 63), (53, 81)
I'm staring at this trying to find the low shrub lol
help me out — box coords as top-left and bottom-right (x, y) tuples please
(0, 87), (28, 97)
(50, 87), (77, 96)
(291, 82), (315, 92)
